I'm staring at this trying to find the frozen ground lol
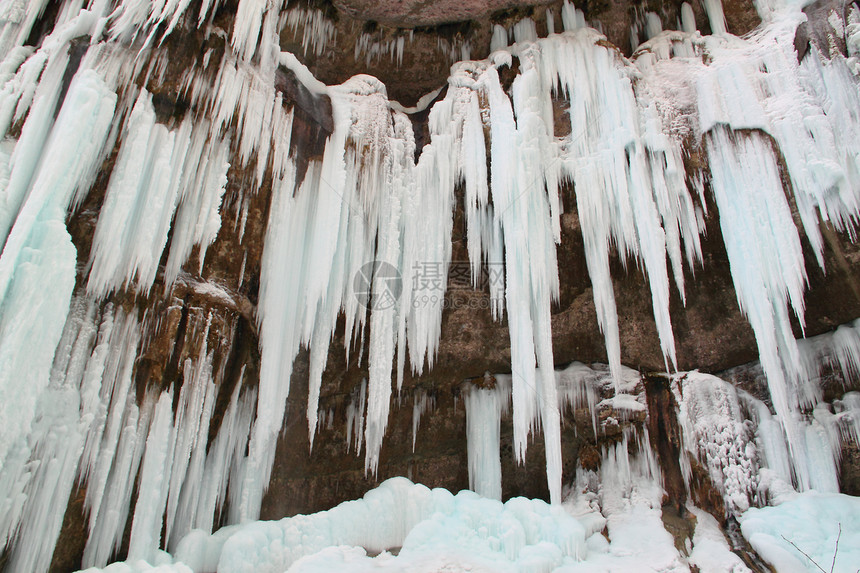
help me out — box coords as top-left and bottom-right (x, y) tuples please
(77, 476), (860, 573)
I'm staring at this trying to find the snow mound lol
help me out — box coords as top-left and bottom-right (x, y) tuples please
(174, 477), (587, 573)
(740, 491), (860, 572)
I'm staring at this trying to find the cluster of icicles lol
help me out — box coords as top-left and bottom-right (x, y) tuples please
(462, 339), (860, 514)
(2, 0), (860, 570)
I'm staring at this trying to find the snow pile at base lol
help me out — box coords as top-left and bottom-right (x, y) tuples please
(740, 489), (860, 573)
(80, 561), (192, 573)
(80, 469), (760, 573)
(172, 477), (587, 573)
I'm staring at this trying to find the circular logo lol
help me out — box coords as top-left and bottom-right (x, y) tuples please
(353, 260), (403, 311)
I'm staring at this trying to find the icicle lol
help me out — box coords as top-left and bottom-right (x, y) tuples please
(411, 390), (435, 452)
(513, 18), (538, 44)
(81, 398), (146, 568)
(87, 89), (181, 298)
(0, 0), (51, 55)
(546, 31), (696, 381)
(79, 308), (142, 568)
(680, 3), (698, 34)
(164, 347), (218, 548)
(230, 0), (284, 62)
(561, 2), (587, 32)
(464, 375), (510, 500)
(239, 131), (300, 519)
(127, 391), (175, 562)
(162, 126), (232, 288)
(704, 0), (728, 35)
(364, 104), (410, 475)
(0, 299), (95, 573)
(194, 381), (255, 536)
(645, 12), (663, 39)
(283, 7), (337, 57)
(705, 126), (808, 462)
(490, 25), (508, 52)
(836, 392), (860, 447)
(556, 362), (604, 438)
(346, 379), (367, 455)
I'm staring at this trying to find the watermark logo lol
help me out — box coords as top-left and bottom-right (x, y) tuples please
(353, 261), (403, 310)
(353, 260), (505, 312)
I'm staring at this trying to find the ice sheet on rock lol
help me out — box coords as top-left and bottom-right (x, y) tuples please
(0, 65), (115, 484)
(673, 371), (759, 513)
(0, 299), (94, 573)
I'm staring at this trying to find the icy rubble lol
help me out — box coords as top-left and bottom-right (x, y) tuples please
(1, 0), (860, 570)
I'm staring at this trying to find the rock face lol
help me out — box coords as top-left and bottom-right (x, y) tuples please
(331, 0), (558, 26)
(2, 0), (860, 571)
(281, 0), (762, 105)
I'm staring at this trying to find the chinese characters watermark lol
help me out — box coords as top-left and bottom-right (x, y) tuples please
(353, 260), (505, 311)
